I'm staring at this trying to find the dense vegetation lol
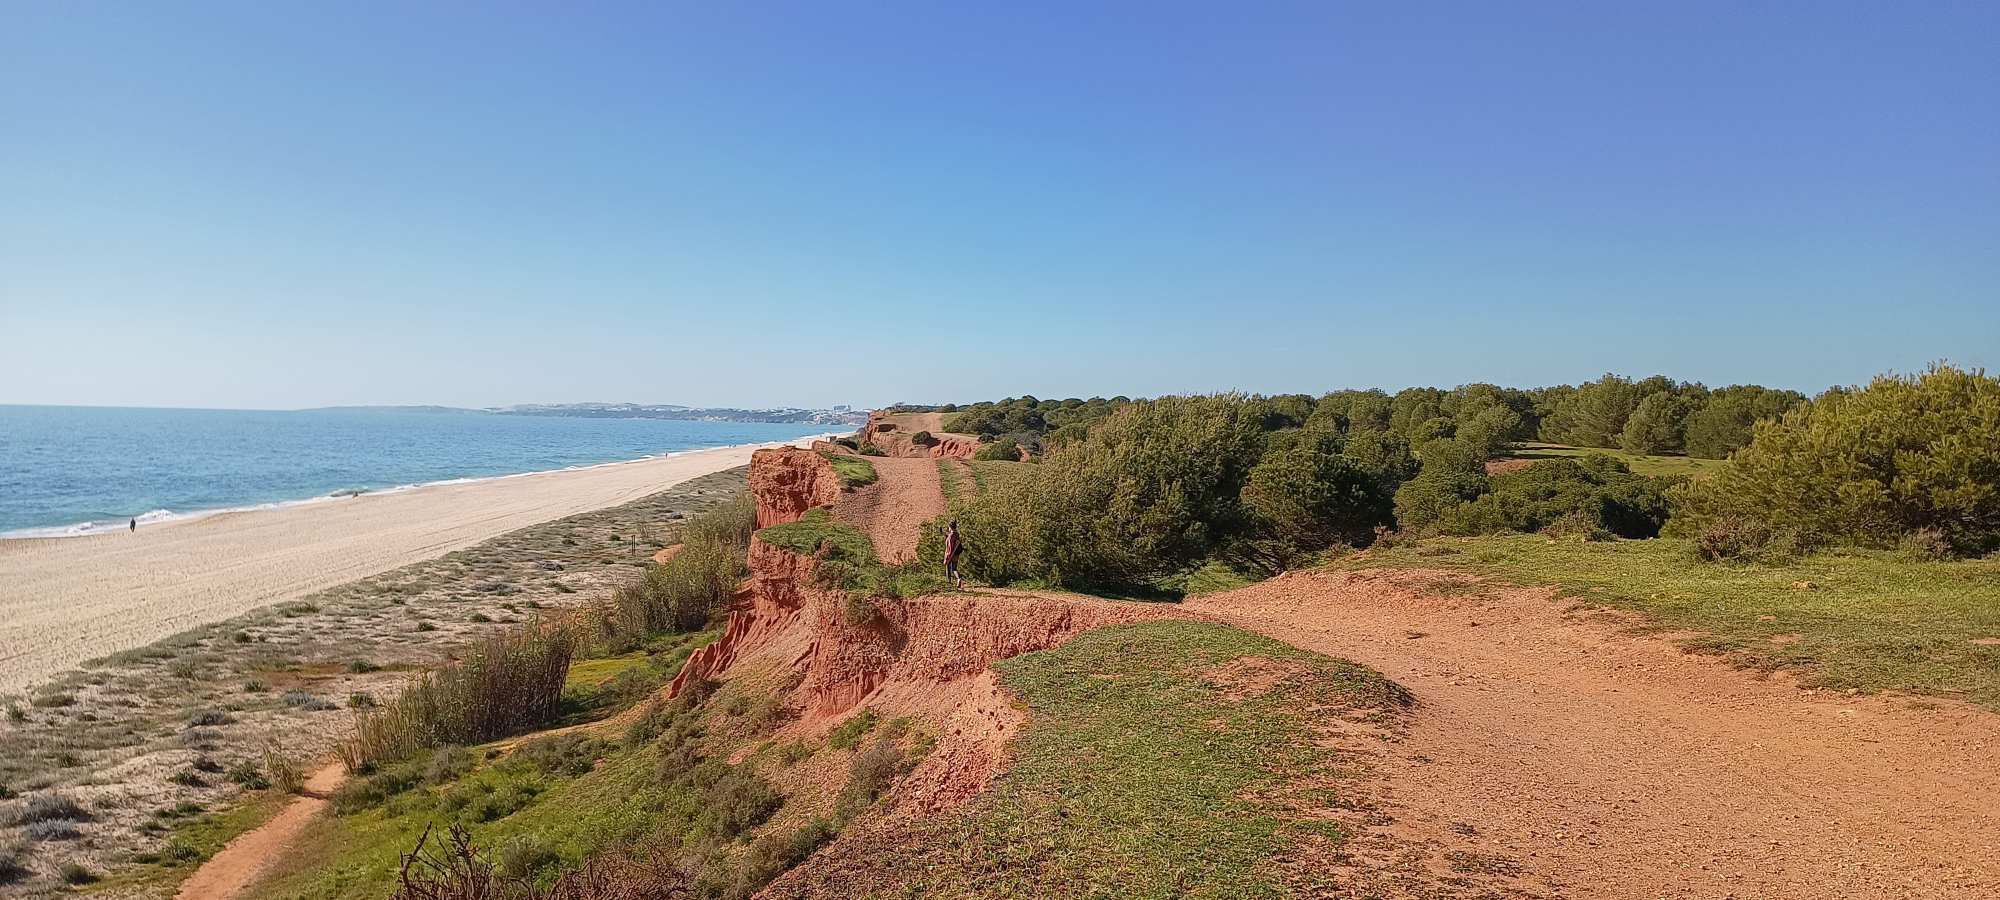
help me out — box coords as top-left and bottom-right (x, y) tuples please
(1669, 365), (2000, 557)
(944, 365), (1999, 593)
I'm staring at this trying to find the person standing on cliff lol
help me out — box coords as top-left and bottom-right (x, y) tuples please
(944, 520), (963, 589)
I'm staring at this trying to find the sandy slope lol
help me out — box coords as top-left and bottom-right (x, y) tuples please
(0, 439), (816, 694)
(1189, 568), (2000, 899)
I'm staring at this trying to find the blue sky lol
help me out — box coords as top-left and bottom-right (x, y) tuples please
(3, 2), (1995, 410)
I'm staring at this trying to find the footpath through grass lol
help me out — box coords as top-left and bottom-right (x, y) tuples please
(1347, 535), (2000, 709)
(785, 620), (1414, 898)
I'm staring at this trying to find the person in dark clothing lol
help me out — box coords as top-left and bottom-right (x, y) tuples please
(129, 518), (136, 532)
(944, 520), (963, 589)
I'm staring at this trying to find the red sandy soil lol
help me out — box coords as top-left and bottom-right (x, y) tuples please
(1484, 457), (1538, 475)
(831, 457), (948, 564)
(173, 762), (347, 900)
(1187, 568), (2000, 899)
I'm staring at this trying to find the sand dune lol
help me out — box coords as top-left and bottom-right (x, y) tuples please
(0, 439), (817, 694)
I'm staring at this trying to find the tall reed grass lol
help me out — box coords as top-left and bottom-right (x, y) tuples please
(339, 624), (575, 771)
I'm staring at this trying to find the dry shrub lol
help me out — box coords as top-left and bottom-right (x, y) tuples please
(340, 624), (575, 771)
(392, 824), (692, 900)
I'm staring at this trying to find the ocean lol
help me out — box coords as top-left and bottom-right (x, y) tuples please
(0, 405), (831, 537)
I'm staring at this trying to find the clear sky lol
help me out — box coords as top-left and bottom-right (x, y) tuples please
(3, 2), (1995, 410)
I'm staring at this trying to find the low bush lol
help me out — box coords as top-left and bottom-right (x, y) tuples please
(1691, 515), (1808, 563)
(832, 735), (910, 825)
(1432, 456), (1673, 539)
(0, 792), (88, 826)
(910, 430), (938, 447)
(425, 746), (474, 785)
(517, 733), (605, 777)
(972, 437), (1020, 461)
(0, 842), (26, 885)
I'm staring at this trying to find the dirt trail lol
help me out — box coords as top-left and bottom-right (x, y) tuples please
(1188, 568), (2000, 899)
(174, 762), (347, 900)
(832, 457), (947, 564)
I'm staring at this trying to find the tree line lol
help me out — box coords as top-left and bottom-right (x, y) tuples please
(931, 365), (1998, 594)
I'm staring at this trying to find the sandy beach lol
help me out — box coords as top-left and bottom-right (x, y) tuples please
(0, 439), (815, 694)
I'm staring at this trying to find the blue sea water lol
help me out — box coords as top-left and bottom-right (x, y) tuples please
(0, 405), (832, 536)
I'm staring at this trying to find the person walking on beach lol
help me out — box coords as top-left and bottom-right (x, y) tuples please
(944, 520), (963, 589)
(129, 518), (136, 533)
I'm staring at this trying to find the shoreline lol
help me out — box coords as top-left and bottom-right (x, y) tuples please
(0, 432), (841, 541)
(0, 435), (827, 694)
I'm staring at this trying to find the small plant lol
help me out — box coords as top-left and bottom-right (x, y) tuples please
(29, 692), (74, 709)
(827, 709), (878, 750)
(264, 747), (304, 794)
(0, 841), (26, 885)
(348, 659), (381, 674)
(423, 746), (474, 785)
(349, 691), (377, 708)
(23, 820), (80, 841)
(0, 792), (89, 826)
(227, 760), (269, 790)
(59, 862), (98, 885)
(242, 679), (269, 693)
(231, 630), (253, 643)
(168, 770), (207, 788)
(191, 754), (224, 773)
(188, 709), (236, 727)
(415, 620), (439, 632)
(4, 704), (23, 722)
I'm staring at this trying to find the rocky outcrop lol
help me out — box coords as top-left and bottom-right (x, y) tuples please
(863, 411), (983, 460)
(748, 447), (842, 528)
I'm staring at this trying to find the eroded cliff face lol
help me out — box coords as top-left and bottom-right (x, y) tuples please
(668, 446), (1174, 819)
(748, 446), (842, 528)
(862, 411), (981, 460)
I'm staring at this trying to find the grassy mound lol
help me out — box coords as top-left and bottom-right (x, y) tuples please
(772, 620), (1413, 897)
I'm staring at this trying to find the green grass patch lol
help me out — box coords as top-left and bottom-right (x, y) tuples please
(756, 508), (877, 563)
(1345, 534), (2000, 709)
(820, 451), (878, 488)
(936, 459), (964, 502)
(1503, 442), (1721, 478)
(810, 620), (1411, 897)
(1174, 559), (1266, 597)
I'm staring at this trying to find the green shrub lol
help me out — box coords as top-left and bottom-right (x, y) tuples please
(691, 764), (782, 842)
(1238, 426), (1409, 563)
(858, 446), (886, 457)
(517, 733), (606, 777)
(827, 709), (878, 750)
(494, 834), (561, 880)
(910, 430), (938, 447)
(1670, 364), (2000, 556)
(1435, 456), (1673, 539)
(972, 437), (1020, 461)
(954, 396), (1268, 589)
(1392, 439), (1490, 533)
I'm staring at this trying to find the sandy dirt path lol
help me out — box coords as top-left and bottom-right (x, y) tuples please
(832, 457), (947, 564)
(174, 762), (347, 900)
(0, 438), (819, 693)
(1188, 568), (2000, 899)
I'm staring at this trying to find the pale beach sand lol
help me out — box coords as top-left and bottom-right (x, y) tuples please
(0, 439), (816, 694)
